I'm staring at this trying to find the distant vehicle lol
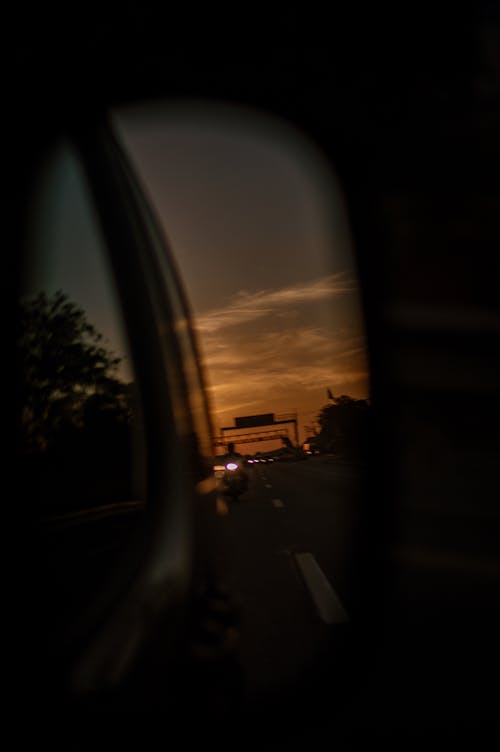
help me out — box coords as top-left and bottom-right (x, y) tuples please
(218, 460), (249, 500)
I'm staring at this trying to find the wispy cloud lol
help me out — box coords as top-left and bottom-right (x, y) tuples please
(198, 329), (368, 421)
(190, 271), (369, 427)
(196, 272), (356, 334)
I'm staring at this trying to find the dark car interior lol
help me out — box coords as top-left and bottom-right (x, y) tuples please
(7, 4), (500, 746)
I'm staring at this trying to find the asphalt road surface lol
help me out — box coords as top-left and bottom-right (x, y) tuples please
(212, 455), (367, 738)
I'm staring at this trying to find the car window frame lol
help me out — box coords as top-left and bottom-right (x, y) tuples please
(42, 113), (214, 693)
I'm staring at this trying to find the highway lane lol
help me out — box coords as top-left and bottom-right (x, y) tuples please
(213, 455), (366, 731)
(254, 457), (362, 608)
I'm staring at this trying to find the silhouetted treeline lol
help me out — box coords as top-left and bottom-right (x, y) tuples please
(315, 395), (371, 457)
(17, 291), (143, 514)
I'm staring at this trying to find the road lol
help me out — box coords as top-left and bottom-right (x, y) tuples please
(33, 453), (370, 740)
(212, 455), (366, 737)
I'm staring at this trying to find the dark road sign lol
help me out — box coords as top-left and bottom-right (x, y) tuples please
(234, 414), (274, 428)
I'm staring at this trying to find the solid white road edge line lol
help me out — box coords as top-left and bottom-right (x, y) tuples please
(294, 552), (349, 625)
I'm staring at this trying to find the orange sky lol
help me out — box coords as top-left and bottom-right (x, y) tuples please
(193, 271), (369, 451)
(26, 105), (369, 459)
(113, 101), (370, 454)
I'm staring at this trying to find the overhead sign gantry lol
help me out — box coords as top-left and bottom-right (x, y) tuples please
(215, 412), (299, 451)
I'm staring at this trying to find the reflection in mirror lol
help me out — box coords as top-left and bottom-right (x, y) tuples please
(112, 101), (370, 711)
(18, 142), (148, 658)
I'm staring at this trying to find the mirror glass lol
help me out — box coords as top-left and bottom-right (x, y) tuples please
(112, 100), (370, 711)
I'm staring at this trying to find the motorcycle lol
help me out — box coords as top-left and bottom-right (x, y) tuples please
(218, 460), (249, 501)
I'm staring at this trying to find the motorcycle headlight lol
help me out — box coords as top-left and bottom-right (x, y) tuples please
(226, 462), (238, 471)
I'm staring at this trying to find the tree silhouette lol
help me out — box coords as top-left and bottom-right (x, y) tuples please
(17, 291), (139, 510)
(18, 290), (125, 453)
(316, 394), (370, 456)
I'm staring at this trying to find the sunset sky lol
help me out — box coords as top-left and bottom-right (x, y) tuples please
(113, 101), (370, 451)
(27, 100), (369, 455)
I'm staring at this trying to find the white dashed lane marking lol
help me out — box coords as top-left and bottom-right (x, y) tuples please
(293, 552), (349, 625)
